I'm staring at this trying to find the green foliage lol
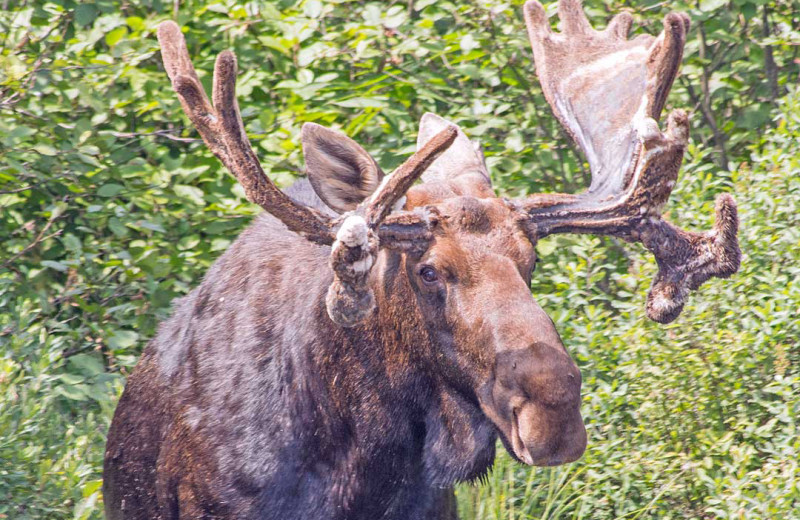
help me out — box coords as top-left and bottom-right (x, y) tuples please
(1, 0), (798, 518)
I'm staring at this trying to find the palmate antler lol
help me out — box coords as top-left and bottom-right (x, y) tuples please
(519, 0), (740, 323)
(156, 22), (456, 326)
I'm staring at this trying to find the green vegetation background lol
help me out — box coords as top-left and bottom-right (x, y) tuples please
(1, 0), (798, 518)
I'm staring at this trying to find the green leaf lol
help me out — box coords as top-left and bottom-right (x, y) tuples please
(173, 184), (206, 205)
(700, 0), (729, 11)
(56, 373), (85, 385)
(55, 384), (89, 401)
(105, 27), (128, 47)
(74, 4), (98, 27)
(108, 330), (139, 350)
(536, 239), (557, 257)
(41, 260), (68, 272)
(62, 234), (82, 252)
(108, 217), (129, 237)
(333, 97), (388, 109)
(460, 34), (479, 53)
(68, 354), (105, 377)
(32, 144), (58, 156)
(303, 0), (323, 18)
(136, 221), (166, 233)
(97, 184), (124, 197)
(126, 16), (145, 32)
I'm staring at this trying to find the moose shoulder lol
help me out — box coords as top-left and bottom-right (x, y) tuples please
(103, 2), (740, 519)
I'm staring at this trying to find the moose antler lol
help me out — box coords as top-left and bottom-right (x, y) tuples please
(518, 0), (740, 323)
(156, 22), (456, 326)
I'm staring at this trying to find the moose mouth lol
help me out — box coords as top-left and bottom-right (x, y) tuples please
(510, 407), (535, 465)
(491, 403), (586, 468)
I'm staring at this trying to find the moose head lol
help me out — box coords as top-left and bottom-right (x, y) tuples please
(103, 2), (741, 518)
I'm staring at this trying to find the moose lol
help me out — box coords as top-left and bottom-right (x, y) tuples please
(104, 1), (740, 518)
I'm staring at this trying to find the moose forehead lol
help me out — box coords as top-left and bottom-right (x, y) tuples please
(411, 195), (536, 273)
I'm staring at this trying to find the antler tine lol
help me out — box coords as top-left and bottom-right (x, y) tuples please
(157, 22), (335, 245)
(557, 0), (592, 34)
(646, 13), (692, 119)
(518, 1), (741, 323)
(604, 12), (633, 40)
(365, 125), (458, 226)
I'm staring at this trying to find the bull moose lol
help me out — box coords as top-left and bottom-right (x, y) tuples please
(103, 1), (741, 518)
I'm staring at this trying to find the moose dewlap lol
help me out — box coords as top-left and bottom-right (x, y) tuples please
(103, 1), (740, 519)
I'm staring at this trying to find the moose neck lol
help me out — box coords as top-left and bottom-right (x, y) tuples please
(164, 227), (497, 515)
(289, 248), (495, 495)
(310, 250), (436, 436)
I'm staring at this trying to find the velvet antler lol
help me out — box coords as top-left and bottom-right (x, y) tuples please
(518, 0), (740, 323)
(156, 22), (456, 326)
(157, 22), (335, 244)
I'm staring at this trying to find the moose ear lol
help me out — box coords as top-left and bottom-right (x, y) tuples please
(416, 113), (490, 184)
(302, 123), (384, 214)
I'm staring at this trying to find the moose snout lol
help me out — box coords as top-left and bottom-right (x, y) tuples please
(508, 342), (582, 405)
(511, 395), (586, 466)
(484, 343), (587, 467)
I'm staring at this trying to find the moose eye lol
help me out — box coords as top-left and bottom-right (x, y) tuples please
(419, 266), (439, 284)
(532, 256), (540, 273)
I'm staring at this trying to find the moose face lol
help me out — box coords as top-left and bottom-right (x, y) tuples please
(402, 194), (587, 466)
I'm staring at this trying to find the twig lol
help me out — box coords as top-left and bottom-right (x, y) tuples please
(106, 129), (200, 143)
(0, 183), (41, 194)
(695, 12), (729, 170)
(762, 6), (780, 101)
(2, 207), (64, 270)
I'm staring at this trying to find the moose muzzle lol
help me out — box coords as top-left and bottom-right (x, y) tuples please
(477, 298), (587, 467)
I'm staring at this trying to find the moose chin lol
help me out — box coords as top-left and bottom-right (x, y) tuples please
(103, 1), (740, 519)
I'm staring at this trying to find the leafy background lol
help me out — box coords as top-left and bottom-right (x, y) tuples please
(1, 0), (798, 518)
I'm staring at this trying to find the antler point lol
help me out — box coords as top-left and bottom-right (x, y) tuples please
(714, 193), (739, 237)
(157, 20), (181, 36)
(523, 0), (551, 37)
